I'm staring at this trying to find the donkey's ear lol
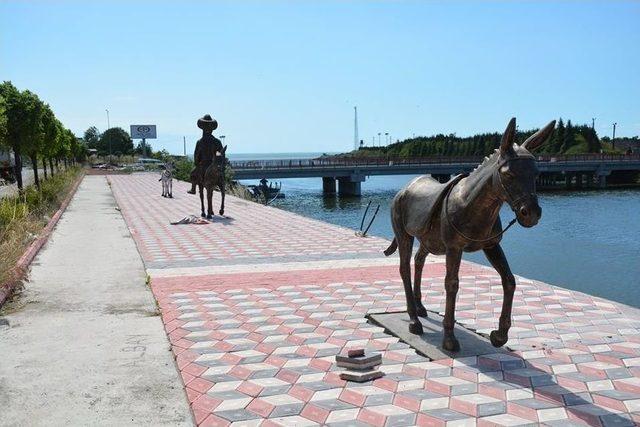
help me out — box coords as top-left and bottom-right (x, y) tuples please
(500, 117), (517, 156)
(522, 120), (556, 151)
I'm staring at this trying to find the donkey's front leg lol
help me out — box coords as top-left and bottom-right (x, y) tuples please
(206, 188), (214, 219)
(442, 248), (462, 352)
(483, 244), (515, 347)
(219, 185), (225, 216)
(198, 185), (206, 217)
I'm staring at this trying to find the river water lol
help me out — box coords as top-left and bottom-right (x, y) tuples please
(234, 153), (640, 308)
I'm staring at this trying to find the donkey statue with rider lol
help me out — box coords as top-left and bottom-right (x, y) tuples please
(384, 118), (555, 352)
(188, 114), (227, 218)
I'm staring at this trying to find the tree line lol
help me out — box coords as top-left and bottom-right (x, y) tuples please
(354, 119), (610, 158)
(0, 81), (87, 191)
(83, 125), (138, 158)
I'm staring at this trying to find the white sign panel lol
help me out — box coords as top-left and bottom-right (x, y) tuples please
(130, 125), (157, 139)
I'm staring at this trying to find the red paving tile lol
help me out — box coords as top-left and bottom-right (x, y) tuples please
(110, 174), (640, 426)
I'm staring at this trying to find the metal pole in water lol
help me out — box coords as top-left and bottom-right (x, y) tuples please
(361, 205), (380, 237)
(359, 200), (372, 231)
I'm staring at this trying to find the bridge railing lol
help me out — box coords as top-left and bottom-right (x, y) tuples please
(229, 153), (640, 170)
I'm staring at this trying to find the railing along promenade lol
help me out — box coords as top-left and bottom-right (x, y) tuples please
(230, 153), (640, 195)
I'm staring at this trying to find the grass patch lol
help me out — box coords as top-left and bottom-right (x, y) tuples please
(0, 167), (82, 285)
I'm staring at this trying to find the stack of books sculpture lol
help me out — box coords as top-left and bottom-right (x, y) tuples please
(336, 348), (384, 382)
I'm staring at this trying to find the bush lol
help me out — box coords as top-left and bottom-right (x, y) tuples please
(0, 167), (81, 233)
(0, 167), (82, 286)
(173, 158), (194, 182)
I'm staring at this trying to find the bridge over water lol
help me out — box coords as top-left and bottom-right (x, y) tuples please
(231, 154), (640, 195)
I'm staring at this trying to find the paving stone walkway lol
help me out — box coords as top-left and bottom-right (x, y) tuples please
(109, 173), (640, 426)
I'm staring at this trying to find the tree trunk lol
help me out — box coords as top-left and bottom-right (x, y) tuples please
(42, 157), (48, 179)
(13, 148), (23, 190)
(64, 158), (68, 169)
(50, 158), (55, 176)
(31, 154), (40, 190)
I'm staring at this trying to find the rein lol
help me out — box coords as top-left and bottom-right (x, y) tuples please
(444, 163), (522, 243)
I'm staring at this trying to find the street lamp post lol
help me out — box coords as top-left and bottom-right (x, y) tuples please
(377, 132), (381, 146)
(385, 132), (389, 145)
(105, 109), (112, 165)
(612, 122), (617, 151)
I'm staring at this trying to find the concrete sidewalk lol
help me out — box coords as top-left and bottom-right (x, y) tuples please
(0, 175), (192, 426)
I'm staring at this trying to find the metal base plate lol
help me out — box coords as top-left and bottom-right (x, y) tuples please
(367, 311), (507, 360)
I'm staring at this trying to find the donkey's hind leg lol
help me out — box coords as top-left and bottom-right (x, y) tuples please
(413, 244), (429, 317)
(397, 234), (423, 335)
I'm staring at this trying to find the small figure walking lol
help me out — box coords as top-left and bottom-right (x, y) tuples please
(188, 114), (223, 194)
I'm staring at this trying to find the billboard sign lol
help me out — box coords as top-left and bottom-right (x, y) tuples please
(130, 125), (157, 139)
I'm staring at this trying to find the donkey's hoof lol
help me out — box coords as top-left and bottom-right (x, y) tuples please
(201, 213), (206, 218)
(168, 194), (173, 198)
(442, 336), (460, 352)
(408, 320), (423, 335)
(187, 190), (196, 195)
(219, 209), (224, 216)
(490, 330), (508, 347)
(207, 214), (214, 220)
(416, 304), (428, 318)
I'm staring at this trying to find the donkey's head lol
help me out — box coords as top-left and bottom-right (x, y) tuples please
(495, 118), (555, 228)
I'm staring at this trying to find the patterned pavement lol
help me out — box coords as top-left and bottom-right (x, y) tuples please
(109, 174), (640, 426)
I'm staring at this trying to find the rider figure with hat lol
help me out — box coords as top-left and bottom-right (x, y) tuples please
(188, 114), (223, 194)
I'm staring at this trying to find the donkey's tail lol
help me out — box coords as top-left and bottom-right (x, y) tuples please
(383, 238), (398, 256)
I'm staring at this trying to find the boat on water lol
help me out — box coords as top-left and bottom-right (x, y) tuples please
(247, 178), (285, 204)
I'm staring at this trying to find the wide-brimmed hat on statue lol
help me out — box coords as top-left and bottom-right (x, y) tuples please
(197, 114), (218, 130)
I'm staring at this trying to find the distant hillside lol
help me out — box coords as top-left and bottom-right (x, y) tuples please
(344, 119), (613, 158)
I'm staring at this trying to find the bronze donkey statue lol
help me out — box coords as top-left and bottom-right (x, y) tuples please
(384, 118), (555, 352)
(199, 145), (227, 218)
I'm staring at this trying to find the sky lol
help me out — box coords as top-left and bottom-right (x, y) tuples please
(1, 0), (638, 155)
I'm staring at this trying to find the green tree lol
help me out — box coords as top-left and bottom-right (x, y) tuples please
(41, 105), (60, 179)
(0, 81), (26, 189)
(0, 93), (6, 145)
(83, 126), (100, 148)
(98, 127), (133, 159)
(561, 120), (573, 153)
(134, 140), (153, 157)
(553, 119), (565, 153)
(18, 90), (47, 189)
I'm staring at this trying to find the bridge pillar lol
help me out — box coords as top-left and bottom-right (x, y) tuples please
(598, 175), (607, 188)
(565, 173), (572, 189)
(596, 167), (611, 189)
(338, 175), (365, 196)
(322, 177), (336, 194)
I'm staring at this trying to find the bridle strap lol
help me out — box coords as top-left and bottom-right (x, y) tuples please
(493, 157), (537, 214)
(444, 181), (517, 243)
(445, 155), (537, 243)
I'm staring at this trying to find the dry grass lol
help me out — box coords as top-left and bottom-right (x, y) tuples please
(0, 167), (82, 286)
